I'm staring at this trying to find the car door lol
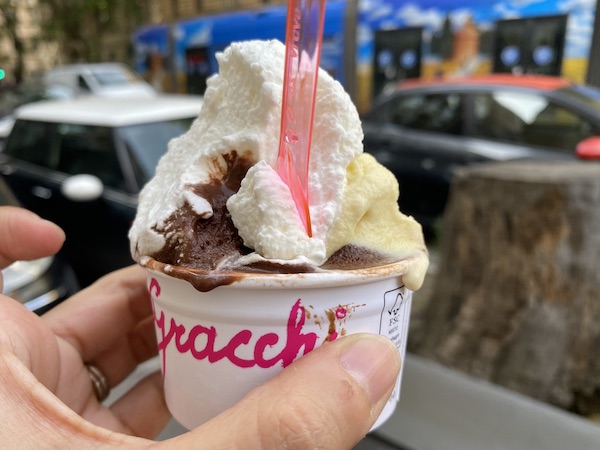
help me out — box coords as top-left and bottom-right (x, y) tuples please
(363, 90), (472, 227)
(1, 119), (137, 286)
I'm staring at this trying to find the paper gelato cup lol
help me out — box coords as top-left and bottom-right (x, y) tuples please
(143, 258), (414, 431)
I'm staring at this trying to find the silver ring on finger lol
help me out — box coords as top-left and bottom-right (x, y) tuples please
(85, 363), (110, 402)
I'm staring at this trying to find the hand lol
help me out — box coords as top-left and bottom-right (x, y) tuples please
(0, 206), (401, 449)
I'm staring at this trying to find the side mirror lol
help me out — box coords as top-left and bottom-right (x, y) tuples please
(61, 174), (104, 202)
(575, 136), (600, 160)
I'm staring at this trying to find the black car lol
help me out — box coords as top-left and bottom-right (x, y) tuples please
(0, 95), (203, 286)
(0, 176), (79, 314)
(363, 74), (600, 230)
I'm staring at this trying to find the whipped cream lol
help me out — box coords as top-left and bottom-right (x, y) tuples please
(130, 39), (361, 263)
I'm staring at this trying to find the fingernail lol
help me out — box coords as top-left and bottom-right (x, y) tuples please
(339, 335), (401, 405)
(40, 218), (66, 241)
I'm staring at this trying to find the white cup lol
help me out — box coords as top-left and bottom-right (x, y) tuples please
(144, 258), (414, 430)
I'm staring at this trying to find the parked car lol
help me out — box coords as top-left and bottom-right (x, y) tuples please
(0, 176), (79, 314)
(43, 63), (156, 98)
(362, 74), (600, 230)
(0, 95), (203, 286)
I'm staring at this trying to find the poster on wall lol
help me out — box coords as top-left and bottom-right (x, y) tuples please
(355, 0), (595, 110)
(493, 14), (567, 76)
(373, 27), (423, 98)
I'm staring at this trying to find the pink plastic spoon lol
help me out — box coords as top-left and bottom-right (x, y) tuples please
(276, 0), (326, 237)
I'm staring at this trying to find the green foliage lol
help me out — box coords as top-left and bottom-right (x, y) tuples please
(0, 0), (146, 81)
(0, 0), (27, 83)
(37, 0), (146, 62)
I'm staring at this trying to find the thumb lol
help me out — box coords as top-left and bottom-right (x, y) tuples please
(0, 206), (65, 268)
(170, 333), (401, 449)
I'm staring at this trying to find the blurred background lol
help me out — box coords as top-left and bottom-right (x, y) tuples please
(3, 1), (600, 449)
(2, 0), (600, 112)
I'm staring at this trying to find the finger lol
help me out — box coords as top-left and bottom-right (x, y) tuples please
(110, 371), (170, 438)
(167, 334), (401, 449)
(0, 206), (65, 269)
(90, 315), (158, 387)
(0, 347), (152, 449)
(80, 371), (170, 440)
(43, 266), (155, 382)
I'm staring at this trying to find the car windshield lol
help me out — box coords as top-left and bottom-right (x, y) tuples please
(120, 118), (195, 187)
(91, 67), (140, 86)
(558, 85), (600, 112)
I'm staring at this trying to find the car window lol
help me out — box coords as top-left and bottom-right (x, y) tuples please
(563, 85), (600, 110)
(388, 93), (464, 135)
(470, 92), (595, 151)
(120, 117), (195, 188)
(4, 120), (59, 167)
(5, 120), (126, 191)
(55, 123), (125, 190)
(78, 75), (91, 92)
(92, 68), (139, 86)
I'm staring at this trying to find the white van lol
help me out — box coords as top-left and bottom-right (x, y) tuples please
(43, 63), (156, 98)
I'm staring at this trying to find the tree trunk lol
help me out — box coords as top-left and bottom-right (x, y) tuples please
(409, 161), (600, 416)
